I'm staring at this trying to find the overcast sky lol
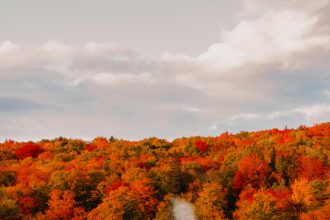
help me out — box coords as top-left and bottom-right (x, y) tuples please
(1, 0), (330, 141)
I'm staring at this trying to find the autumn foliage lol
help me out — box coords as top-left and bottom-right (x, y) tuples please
(14, 142), (44, 159)
(1, 122), (330, 219)
(233, 155), (271, 192)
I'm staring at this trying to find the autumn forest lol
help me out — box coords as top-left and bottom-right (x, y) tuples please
(1, 123), (330, 219)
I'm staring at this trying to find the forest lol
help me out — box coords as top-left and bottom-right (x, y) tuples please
(1, 123), (330, 219)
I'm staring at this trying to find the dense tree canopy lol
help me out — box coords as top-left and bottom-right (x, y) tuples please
(1, 123), (330, 219)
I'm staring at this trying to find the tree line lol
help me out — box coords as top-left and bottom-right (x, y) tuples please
(1, 123), (330, 219)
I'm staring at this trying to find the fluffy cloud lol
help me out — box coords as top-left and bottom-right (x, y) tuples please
(1, 0), (330, 141)
(198, 11), (325, 71)
(268, 103), (330, 121)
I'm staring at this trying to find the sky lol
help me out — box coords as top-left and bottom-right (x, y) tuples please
(0, 0), (330, 141)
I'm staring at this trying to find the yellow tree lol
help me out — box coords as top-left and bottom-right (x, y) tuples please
(45, 189), (86, 220)
(291, 178), (316, 210)
(194, 182), (226, 219)
(88, 178), (157, 219)
(234, 190), (278, 220)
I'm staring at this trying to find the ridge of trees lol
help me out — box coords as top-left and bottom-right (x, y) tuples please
(1, 123), (330, 219)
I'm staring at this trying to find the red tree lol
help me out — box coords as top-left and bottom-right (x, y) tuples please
(233, 155), (270, 192)
(15, 142), (44, 160)
(195, 140), (209, 153)
(299, 156), (327, 180)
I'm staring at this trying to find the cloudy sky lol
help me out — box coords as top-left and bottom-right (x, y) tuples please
(1, 0), (330, 141)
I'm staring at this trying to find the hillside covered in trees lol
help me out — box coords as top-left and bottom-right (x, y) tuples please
(1, 123), (330, 219)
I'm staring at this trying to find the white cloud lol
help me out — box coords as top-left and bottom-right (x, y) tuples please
(39, 40), (74, 56)
(268, 103), (330, 120)
(226, 103), (330, 131)
(82, 42), (136, 59)
(323, 90), (330, 97)
(160, 104), (204, 113)
(242, 0), (330, 16)
(78, 72), (154, 86)
(198, 10), (328, 71)
(228, 113), (260, 125)
(0, 41), (20, 56)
